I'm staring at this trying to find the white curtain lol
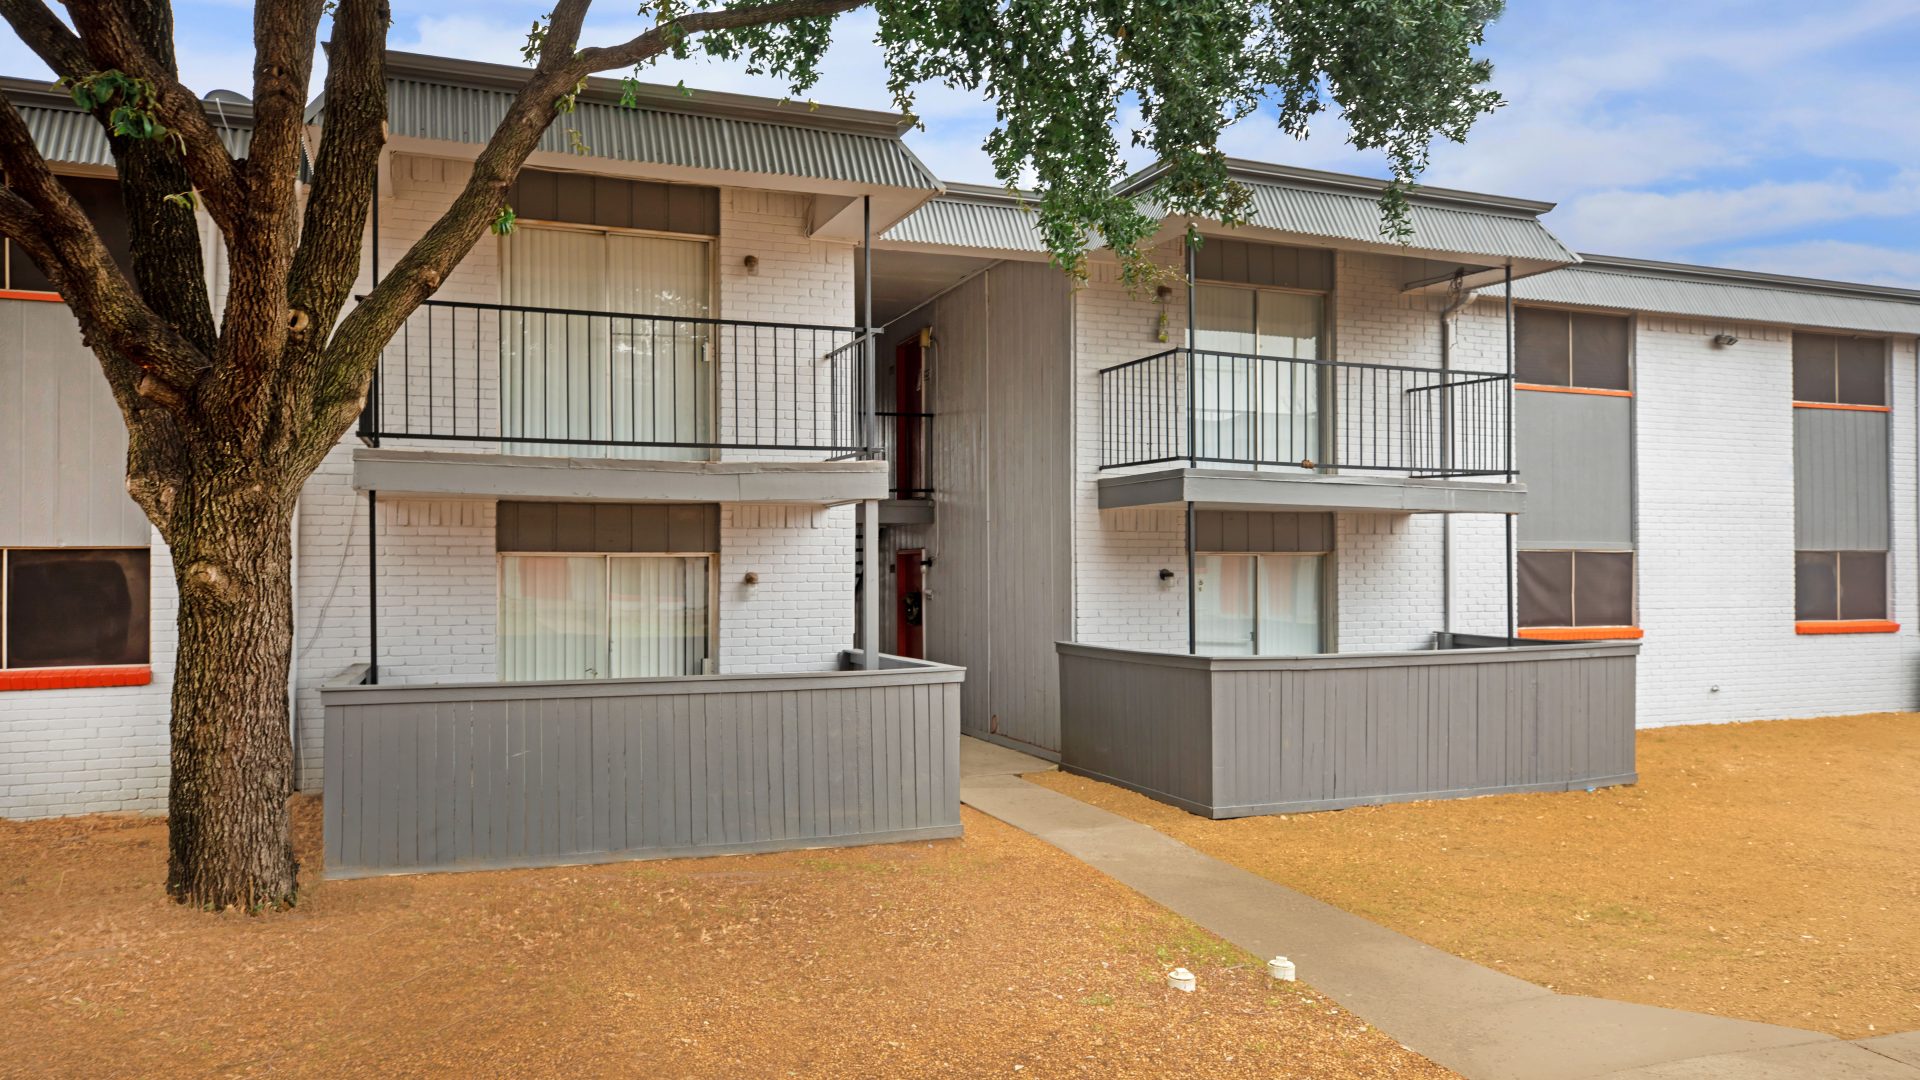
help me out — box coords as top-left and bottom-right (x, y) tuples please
(1194, 554), (1257, 655)
(610, 556), (711, 677)
(1256, 553), (1323, 655)
(499, 556), (608, 680)
(1193, 552), (1324, 656)
(1192, 285), (1323, 466)
(502, 227), (711, 458)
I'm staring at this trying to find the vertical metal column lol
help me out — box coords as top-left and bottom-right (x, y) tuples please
(367, 489), (379, 685)
(862, 195), (876, 459)
(1185, 231), (1198, 467)
(861, 499), (880, 669)
(1186, 501), (1198, 655)
(1504, 263), (1516, 641)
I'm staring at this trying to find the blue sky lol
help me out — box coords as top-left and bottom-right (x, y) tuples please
(4, 1), (1917, 285)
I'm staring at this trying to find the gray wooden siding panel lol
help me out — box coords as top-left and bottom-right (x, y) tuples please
(1516, 390), (1633, 550)
(0, 298), (148, 547)
(1794, 407), (1890, 551)
(321, 663), (963, 876)
(1059, 640), (1638, 817)
(497, 501), (719, 552)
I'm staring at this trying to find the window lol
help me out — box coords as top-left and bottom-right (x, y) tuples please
(498, 553), (712, 681)
(1192, 284), (1324, 465)
(1194, 552), (1324, 655)
(1795, 551), (1887, 622)
(5, 176), (133, 294)
(1794, 333), (1886, 406)
(1516, 307), (1630, 391)
(501, 224), (714, 457)
(1519, 550), (1634, 628)
(2, 548), (150, 670)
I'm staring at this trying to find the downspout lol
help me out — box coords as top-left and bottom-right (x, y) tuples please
(1437, 270), (1471, 636)
(288, 493), (300, 787)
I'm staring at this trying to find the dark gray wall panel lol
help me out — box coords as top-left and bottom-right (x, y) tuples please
(1193, 510), (1333, 552)
(1193, 238), (1333, 291)
(321, 661), (962, 876)
(0, 298), (148, 547)
(1794, 407), (1890, 551)
(509, 169), (719, 235)
(498, 501), (720, 552)
(1516, 390), (1633, 549)
(1058, 639), (1638, 818)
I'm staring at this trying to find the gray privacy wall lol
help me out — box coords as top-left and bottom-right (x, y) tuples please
(321, 656), (962, 876)
(1058, 638), (1638, 818)
(1794, 407), (1890, 551)
(1516, 390), (1633, 549)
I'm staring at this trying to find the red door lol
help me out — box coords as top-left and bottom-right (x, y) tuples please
(893, 339), (925, 497)
(894, 548), (925, 659)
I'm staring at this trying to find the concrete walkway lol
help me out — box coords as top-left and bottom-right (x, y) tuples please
(957, 737), (1919, 1080)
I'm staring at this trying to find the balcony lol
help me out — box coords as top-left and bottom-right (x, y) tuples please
(351, 298), (891, 505)
(1096, 347), (1524, 515)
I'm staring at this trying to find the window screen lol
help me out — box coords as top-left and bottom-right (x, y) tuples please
(1516, 308), (1630, 390)
(6, 176), (133, 293)
(3, 548), (150, 668)
(1794, 333), (1886, 406)
(1796, 550), (1887, 621)
(1519, 549), (1635, 628)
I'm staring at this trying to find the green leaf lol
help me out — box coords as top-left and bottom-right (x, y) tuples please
(491, 205), (518, 236)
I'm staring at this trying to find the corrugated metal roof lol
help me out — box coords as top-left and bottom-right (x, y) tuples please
(14, 100), (253, 168)
(1506, 256), (1920, 335)
(1123, 159), (1575, 266)
(382, 73), (939, 192)
(882, 187), (1048, 252)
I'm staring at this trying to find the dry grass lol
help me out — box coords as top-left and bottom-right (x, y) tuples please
(1029, 712), (1920, 1039)
(0, 801), (1452, 1079)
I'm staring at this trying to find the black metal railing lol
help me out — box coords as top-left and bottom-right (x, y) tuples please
(358, 298), (872, 454)
(1099, 347), (1512, 478)
(876, 411), (933, 498)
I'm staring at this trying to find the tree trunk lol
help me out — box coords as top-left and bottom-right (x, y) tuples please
(163, 469), (299, 910)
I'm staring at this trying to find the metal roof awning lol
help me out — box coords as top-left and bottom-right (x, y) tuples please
(1502, 256), (1920, 336)
(879, 183), (1053, 258)
(326, 52), (941, 239)
(2, 77), (254, 170)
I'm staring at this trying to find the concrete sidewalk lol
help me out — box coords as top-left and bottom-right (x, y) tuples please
(957, 737), (1917, 1080)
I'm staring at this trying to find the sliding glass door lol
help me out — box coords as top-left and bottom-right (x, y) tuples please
(499, 554), (713, 681)
(1192, 285), (1323, 467)
(502, 226), (713, 458)
(1193, 552), (1324, 655)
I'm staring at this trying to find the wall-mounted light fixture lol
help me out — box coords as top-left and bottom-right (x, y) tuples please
(743, 254), (760, 275)
(742, 571), (760, 586)
(1158, 568), (1176, 583)
(1711, 333), (1739, 347)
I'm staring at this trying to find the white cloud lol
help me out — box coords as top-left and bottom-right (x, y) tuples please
(1547, 172), (1920, 254)
(1714, 240), (1920, 289)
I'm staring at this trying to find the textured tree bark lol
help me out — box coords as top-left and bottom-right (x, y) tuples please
(162, 470), (298, 909)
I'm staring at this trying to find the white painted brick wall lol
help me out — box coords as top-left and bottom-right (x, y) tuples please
(0, 532), (175, 818)
(719, 503), (854, 673)
(1634, 320), (1920, 725)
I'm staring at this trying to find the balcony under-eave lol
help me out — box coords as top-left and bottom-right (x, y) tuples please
(1097, 467), (1526, 515)
(352, 448), (889, 505)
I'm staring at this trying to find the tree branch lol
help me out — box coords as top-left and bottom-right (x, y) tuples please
(0, 95), (210, 412)
(0, 0), (90, 78)
(61, 0), (247, 231)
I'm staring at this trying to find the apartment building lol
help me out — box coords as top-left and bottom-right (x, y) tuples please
(2, 55), (1916, 864)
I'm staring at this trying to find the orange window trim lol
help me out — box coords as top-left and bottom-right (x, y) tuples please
(0, 664), (153, 691)
(1795, 620), (1901, 635)
(1516, 383), (1632, 398)
(0, 289), (63, 303)
(1792, 401), (1890, 413)
(1517, 626), (1644, 641)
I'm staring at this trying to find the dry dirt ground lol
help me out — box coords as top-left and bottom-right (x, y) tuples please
(1031, 712), (1920, 1039)
(0, 801), (1453, 1079)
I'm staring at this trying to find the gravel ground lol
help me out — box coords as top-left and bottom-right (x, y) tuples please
(1030, 712), (1920, 1039)
(0, 799), (1452, 1078)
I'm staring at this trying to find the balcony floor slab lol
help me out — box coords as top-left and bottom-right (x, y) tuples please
(1097, 467), (1525, 515)
(353, 447), (888, 504)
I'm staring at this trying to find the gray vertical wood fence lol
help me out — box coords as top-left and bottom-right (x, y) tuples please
(1058, 636), (1637, 818)
(321, 655), (963, 877)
